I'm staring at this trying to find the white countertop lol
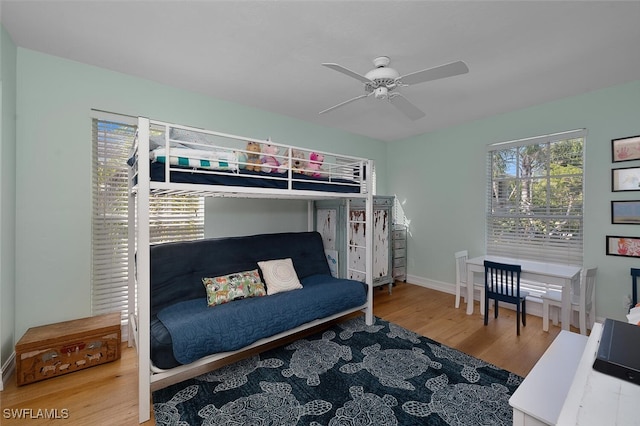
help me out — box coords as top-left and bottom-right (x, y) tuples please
(557, 322), (640, 426)
(509, 330), (588, 425)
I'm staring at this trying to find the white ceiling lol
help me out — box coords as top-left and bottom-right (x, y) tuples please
(2, 1), (639, 142)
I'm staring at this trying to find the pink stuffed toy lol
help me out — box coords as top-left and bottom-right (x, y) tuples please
(261, 144), (283, 173)
(307, 152), (325, 177)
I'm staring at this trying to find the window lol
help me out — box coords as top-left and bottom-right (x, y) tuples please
(91, 116), (204, 328)
(486, 130), (585, 265)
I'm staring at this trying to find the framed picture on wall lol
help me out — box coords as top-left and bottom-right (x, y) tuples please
(612, 166), (640, 191)
(612, 135), (640, 163)
(606, 235), (640, 258)
(611, 200), (640, 224)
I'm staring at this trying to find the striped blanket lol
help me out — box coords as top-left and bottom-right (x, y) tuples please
(151, 147), (238, 171)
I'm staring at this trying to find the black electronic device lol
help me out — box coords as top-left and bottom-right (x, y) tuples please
(592, 318), (640, 385)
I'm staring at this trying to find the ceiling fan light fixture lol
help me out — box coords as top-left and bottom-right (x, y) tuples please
(364, 66), (400, 83)
(374, 87), (388, 99)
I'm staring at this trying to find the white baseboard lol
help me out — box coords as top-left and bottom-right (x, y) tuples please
(406, 274), (455, 295)
(1, 351), (16, 391)
(405, 274), (544, 319)
(405, 275), (604, 327)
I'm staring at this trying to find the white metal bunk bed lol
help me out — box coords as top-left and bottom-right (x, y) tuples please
(127, 117), (374, 423)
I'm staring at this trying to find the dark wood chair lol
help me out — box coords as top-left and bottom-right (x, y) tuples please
(484, 260), (529, 335)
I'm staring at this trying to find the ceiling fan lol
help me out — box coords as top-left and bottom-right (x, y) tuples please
(319, 56), (469, 120)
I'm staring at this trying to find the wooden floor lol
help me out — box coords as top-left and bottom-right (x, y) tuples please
(0, 283), (567, 425)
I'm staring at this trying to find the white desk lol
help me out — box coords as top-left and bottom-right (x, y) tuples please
(466, 255), (581, 331)
(511, 323), (640, 426)
(509, 330), (588, 426)
(557, 322), (640, 426)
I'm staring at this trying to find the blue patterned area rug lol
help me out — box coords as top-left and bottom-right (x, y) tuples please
(152, 316), (522, 425)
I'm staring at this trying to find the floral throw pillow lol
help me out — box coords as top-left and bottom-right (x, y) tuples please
(202, 269), (266, 307)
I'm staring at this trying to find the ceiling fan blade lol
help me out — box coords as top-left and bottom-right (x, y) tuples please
(319, 93), (372, 115)
(399, 60), (469, 86)
(322, 63), (373, 84)
(389, 93), (426, 120)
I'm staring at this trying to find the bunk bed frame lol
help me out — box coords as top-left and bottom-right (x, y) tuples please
(127, 117), (375, 423)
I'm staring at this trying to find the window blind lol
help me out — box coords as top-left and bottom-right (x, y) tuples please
(486, 129), (585, 265)
(91, 117), (204, 327)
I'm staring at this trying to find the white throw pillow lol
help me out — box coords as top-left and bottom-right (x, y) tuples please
(258, 258), (303, 295)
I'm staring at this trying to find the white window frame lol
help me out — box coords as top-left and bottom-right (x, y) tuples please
(486, 129), (585, 267)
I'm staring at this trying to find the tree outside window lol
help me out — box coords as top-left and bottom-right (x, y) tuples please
(487, 133), (584, 264)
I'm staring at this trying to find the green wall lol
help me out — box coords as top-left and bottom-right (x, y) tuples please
(13, 48), (387, 340)
(388, 80), (640, 322)
(0, 23), (17, 380)
(6, 40), (640, 354)
(204, 198), (311, 238)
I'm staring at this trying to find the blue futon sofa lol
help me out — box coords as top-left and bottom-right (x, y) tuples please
(148, 231), (368, 369)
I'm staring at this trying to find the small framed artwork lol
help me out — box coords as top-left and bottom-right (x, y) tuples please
(612, 200), (640, 224)
(612, 166), (640, 191)
(606, 235), (640, 258)
(612, 135), (640, 163)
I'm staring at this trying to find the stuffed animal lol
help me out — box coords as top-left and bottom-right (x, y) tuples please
(261, 144), (283, 173)
(307, 152), (325, 177)
(290, 149), (307, 174)
(243, 141), (262, 172)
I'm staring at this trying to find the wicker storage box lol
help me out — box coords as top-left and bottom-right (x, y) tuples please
(15, 312), (121, 386)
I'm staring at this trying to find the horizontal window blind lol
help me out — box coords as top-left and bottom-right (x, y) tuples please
(92, 120), (134, 321)
(91, 118), (204, 327)
(486, 130), (585, 265)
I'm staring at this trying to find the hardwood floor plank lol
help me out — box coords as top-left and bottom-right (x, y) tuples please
(0, 282), (567, 424)
(1, 340), (143, 424)
(375, 283), (566, 378)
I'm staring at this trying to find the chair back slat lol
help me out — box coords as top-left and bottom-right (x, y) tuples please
(455, 250), (468, 285)
(484, 260), (521, 299)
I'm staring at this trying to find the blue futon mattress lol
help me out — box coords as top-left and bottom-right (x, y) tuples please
(152, 274), (367, 368)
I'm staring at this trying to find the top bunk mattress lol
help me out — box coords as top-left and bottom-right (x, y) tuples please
(149, 162), (361, 193)
(131, 119), (370, 195)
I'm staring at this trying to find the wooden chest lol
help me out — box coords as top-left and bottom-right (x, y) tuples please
(15, 312), (121, 386)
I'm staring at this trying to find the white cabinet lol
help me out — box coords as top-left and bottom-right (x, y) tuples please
(510, 322), (640, 426)
(557, 322), (640, 425)
(316, 196), (393, 291)
(509, 331), (587, 426)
